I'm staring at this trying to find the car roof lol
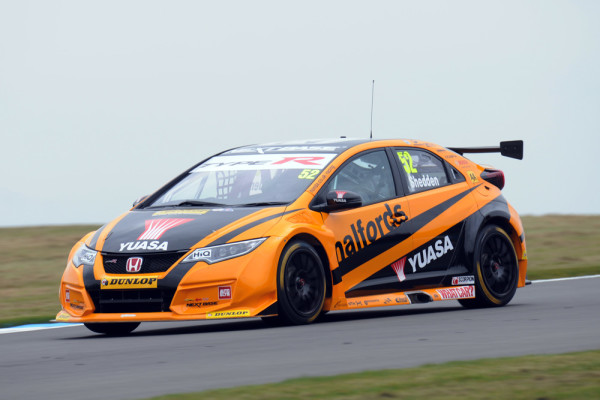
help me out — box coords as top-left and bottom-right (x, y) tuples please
(221, 138), (434, 155)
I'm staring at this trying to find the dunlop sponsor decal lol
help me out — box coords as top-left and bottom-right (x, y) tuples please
(206, 310), (250, 319)
(100, 276), (158, 289)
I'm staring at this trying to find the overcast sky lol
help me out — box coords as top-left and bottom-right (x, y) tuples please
(1, 1), (599, 227)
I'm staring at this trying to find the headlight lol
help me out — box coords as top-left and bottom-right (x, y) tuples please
(182, 238), (267, 264)
(71, 244), (97, 268)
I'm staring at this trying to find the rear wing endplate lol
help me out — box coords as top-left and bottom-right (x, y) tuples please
(448, 140), (523, 160)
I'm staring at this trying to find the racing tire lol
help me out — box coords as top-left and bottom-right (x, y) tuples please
(84, 322), (140, 336)
(275, 240), (326, 325)
(459, 225), (519, 308)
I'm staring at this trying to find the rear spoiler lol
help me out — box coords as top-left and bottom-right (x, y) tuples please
(448, 140), (523, 160)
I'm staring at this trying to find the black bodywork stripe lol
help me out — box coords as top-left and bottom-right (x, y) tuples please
(206, 208), (301, 246)
(331, 186), (478, 284)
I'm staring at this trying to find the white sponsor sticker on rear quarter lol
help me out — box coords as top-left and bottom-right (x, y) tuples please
(437, 286), (475, 300)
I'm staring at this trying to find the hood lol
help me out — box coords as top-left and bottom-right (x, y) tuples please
(91, 207), (285, 254)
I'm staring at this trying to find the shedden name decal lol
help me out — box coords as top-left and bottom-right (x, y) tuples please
(335, 203), (408, 262)
(101, 276), (158, 289)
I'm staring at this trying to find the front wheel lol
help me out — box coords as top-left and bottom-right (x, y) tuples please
(84, 322), (140, 336)
(459, 225), (519, 308)
(275, 240), (326, 325)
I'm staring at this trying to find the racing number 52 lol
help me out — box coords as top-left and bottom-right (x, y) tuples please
(298, 169), (320, 179)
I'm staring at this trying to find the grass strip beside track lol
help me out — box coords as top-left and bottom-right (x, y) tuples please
(0, 215), (599, 326)
(146, 350), (600, 400)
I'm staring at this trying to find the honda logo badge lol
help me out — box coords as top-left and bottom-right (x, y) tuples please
(126, 257), (143, 273)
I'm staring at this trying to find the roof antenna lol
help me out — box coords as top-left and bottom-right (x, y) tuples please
(370, 80), (375, 139)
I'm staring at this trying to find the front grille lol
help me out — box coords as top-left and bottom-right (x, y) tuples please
(89, 288), (176, 313)
(101, 251), (187, 274)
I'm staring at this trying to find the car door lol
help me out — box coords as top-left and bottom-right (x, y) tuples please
(315, 149), (415, 299)
(393, 147), (477, 286)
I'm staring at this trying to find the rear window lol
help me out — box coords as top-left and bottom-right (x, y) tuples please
(395, 149), (449, 194)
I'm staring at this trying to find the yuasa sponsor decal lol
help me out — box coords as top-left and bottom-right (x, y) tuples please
(218, 286), (232, 300)
(138, 218), (193, 240)
(391, 257), (407, 282)
(452, 275), (475, 285)
(437, 286), (475, 300)
(206, 310), (250, 319)
(119, 241), (168, 252)
(408, 174), (440, 190)
(100, 276), (158, 289)
(334, 203), (408, 262)
(408, 236), (454, 272)
(126, 257), (143, 273)
(334, 191), (347, 203)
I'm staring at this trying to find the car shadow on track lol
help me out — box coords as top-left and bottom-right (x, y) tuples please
(61, 303), (477, 339)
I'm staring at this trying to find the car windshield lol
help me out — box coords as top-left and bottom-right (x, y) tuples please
(148, 153), (337, 207)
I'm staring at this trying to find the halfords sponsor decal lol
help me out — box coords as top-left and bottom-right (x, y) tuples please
(452, 275), (475, 285)
(335, 203), (408, 262)
(436, 286), (475, 300)
(100, 276), (158, 289)
(408, 236), (454, 272)
(408, 174), (440, 190)
(206, 310), (250, 319)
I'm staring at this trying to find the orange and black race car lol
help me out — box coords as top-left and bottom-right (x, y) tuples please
(57, 138), (527, 335)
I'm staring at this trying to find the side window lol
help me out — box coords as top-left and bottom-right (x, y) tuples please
(324, 150), (396, 206)
(395, 149), (449, 194)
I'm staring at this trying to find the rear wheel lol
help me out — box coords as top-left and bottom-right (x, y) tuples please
(84, 322), (140, 336)
(459, 225), (519, 308)
(275, 240), (326, 325)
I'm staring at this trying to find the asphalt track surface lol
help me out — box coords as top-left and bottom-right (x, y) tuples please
(2, 277), (599, 400)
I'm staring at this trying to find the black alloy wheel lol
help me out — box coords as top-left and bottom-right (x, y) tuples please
(459, 225), (519, 308)
(274, 240), (326, 325)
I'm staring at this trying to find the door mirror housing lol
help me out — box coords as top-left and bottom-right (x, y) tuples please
(312, 190), (362, 212)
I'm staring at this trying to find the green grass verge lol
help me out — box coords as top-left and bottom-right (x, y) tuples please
(0, 215), (599, 326)
(145, 350), (600, 400)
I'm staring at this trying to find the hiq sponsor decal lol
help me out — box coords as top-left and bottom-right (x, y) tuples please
(335, 203), (408, 262)
(452, 275), (475, 285)
(436, 286), (475, 300)
(408, 236), (454, 272)
(100, 276), (158, 289)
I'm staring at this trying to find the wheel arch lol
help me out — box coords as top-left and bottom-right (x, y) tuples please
(284, 233), (333, 300)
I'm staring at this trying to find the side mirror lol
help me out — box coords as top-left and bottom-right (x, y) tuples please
(323, 190), (362, 212)
(132, 195), (149, 208)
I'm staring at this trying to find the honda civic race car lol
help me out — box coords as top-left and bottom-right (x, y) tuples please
(56, 138), (527, 335)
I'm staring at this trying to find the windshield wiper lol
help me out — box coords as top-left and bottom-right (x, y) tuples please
(174, 200), (227, 207)
(237, 202), (289, 207)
